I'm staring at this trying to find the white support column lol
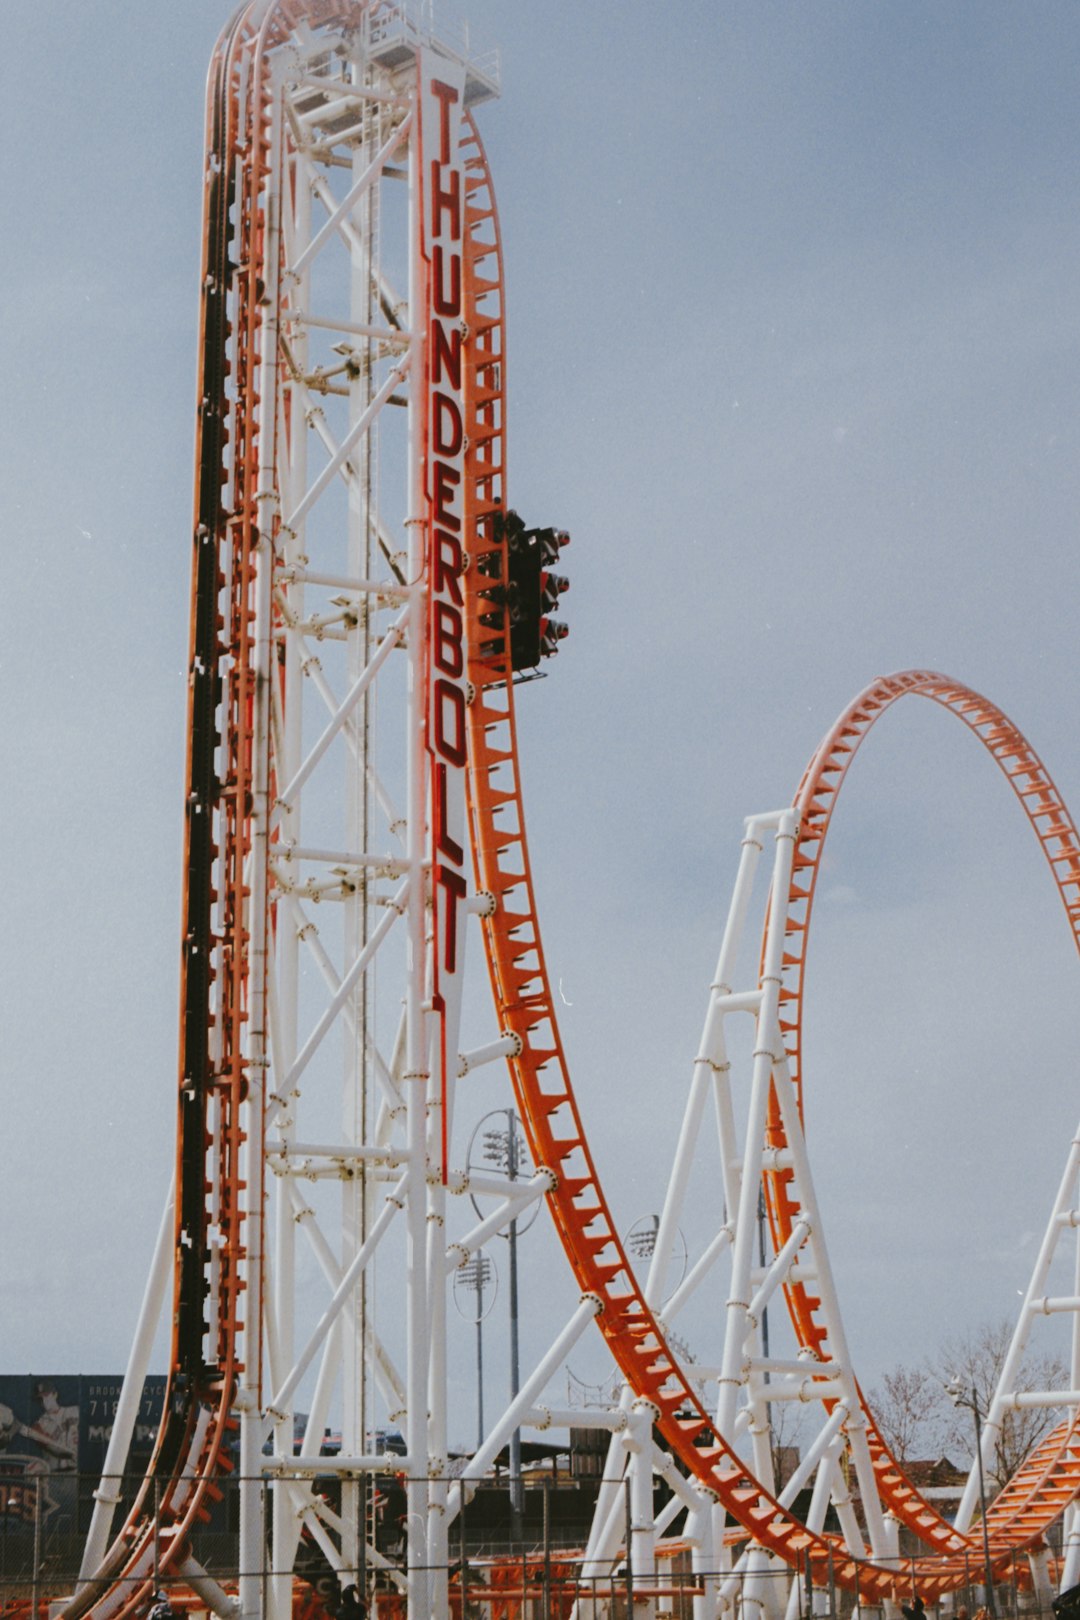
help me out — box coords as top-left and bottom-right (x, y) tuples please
(579, 1388), (634, 1581)
(269, 120), (309, 1618)
(1028, 1545), (1054, 1610)
(626, 1401), (659, 1620)
(766, 1047), (889, 1556)
(688, 1490), (720, 1620)
(1061, 1503), (1080, 1592)
(740, 1544), (776, 1620)
(957, 1132), (1080, 1530)
(646, 824), (764, 1313)
(240, 75), (285, 1620)
(715, 813), (797, 1440)
(78, 1183), (175, 1586)
(403, 77), (430, 1620)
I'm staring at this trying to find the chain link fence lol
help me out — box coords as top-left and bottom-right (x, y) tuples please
(0, 1471), (1063, 1620)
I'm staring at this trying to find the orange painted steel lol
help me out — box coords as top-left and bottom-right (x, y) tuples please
(66, 14), (259, 1615)
(71, 8), (1080, 1610)
(458, 101), (1079, 1604)
(66, 7), (389, 1614)
(458, 130), (917, 1605)
(762, 670), (1080, 1580)
(463, 402), (1080, 1601)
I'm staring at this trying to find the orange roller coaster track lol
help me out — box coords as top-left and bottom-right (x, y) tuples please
(58, 7), (1080, 1620)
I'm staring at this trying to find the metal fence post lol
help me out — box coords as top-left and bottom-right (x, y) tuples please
(152, 1475), (160, 1594)
(31, 1476), (42, 1620)
(459, 1475), (468, 1620)
(543, 1474), (552, 1620)
(625, 1475), (634, 1617)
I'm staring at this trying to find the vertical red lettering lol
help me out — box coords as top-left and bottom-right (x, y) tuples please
(433, 391), (463, 458)
(431, 319), (462, 391)
(433, 601), (464, 678)
(434, 530), (463, 605)
(434, 678), (466, 766)
(433, 461), (461, 530)
(431, 162), (461, 240)
(431, 79), (459, 165)
(435, 864), (467, 971)
(433, 245), (461, 316)
(435, 762), (464, 865)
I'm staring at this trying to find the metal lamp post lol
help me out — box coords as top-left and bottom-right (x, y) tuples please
(454, 1253), (496, 1451)
(947, 1377), (996, 1618)
(472, 1107), (535, 1542)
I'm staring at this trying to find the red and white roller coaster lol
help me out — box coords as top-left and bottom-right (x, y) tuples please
(48, 6), (1080, 1620)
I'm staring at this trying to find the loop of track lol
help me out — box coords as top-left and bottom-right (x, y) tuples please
(762, 671), (1080, 1580)
(462, 339), (1080, 1592)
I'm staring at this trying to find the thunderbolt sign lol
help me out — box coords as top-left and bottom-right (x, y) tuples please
(422, 50), (469, 1164)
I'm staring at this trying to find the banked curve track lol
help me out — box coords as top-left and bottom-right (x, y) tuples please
(461, 82), (1080, 1589)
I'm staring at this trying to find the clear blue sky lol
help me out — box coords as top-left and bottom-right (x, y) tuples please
(2, 2), (1079, 1427)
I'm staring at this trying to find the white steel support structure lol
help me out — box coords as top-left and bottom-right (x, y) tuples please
(245, 15), (502, 1620)
(579, 810), (894, 1619)
(69, 17), (1080, 1611)
(574, 683), (1080, 1616)
(74, 12), (646, 1620)
(77, 15), (640, 1619)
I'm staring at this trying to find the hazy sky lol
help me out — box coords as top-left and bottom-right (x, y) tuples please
(2, 1), (1080, 1442)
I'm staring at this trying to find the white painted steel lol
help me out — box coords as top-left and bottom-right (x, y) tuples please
(446, 1295), (602, 1517)
(587, 778), (1080, 1617)
(198, 21), (646, 1620)
(955, 1134), (1080, 1530)
(579, 801), (946, 1613)
(87, 13), (1080, 1617)
(77, 1183), (176, 1587)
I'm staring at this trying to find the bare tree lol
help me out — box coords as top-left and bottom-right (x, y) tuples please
(769, 1397), (809, 1492)
(933, 1318), (1068, 1492)
(868, 1363), (949, 1468)
(869, 1319), (1068, 1494)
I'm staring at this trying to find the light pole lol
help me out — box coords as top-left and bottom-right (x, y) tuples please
(473, 1108), (535, 1542)
(453, 1253), (495, 1451)
(626, 1214), (660, 1264)
(947, 1377), (996, 1618)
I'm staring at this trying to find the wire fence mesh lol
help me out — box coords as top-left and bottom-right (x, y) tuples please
(0, 1470), (1064, 1620)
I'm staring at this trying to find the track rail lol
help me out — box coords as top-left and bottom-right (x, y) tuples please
(465, 408), (1080, 1604)
(66, 13), (259, 1614)
(69, 7), (395, 1613)
(68, 9), (1080, 1613)
(458, 136), (923, 1607)
(763, 671), (1080, 1576)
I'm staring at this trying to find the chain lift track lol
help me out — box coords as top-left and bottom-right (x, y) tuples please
(64, 6), (1080, 1618)
(66, 9), (276, 1616)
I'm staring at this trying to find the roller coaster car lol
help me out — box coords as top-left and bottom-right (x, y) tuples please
(480, 509), (569, 673)
(1053, 1586), (1080, 1619)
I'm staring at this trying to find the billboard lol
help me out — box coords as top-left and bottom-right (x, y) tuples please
(0, 1375), (166, 1537)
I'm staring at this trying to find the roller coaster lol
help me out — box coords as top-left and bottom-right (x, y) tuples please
(28, 4), (1080, 1619)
